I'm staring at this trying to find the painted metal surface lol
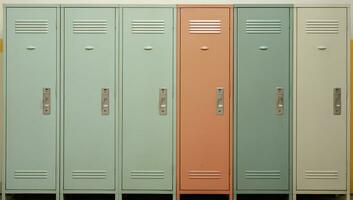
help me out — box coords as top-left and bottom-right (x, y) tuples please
(121, 7), (174, 191)
(63, 8), (116, 190)
(236, 7), (291, 191)
(178, 7), (231, 191)
(5, 7), (58, 190)
(296, 7), (347, 191)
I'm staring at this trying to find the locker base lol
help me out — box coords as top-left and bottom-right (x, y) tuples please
(235, 194), (290, 200)
(179, 194), (230, 200)
(122, 194), (173, 200)
(295, 194), (349, 200)
(64, 193), (115, 200)
(3, 193), (56, 200)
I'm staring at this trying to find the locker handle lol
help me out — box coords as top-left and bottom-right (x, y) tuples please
(42, 88), (51, 115)
(259, 46), (268, 50)
(200, 46), (209, 50)
(276, 87), (284, 115)
(101, 88), (109, 115)
(216, 87), (224, 115)
(318, 46), (327, 50)
(85, 46), (95, 51)
(333, 88), (341, 115)
(26, 46), (36, 50)
(159, 88), (167, 115)
(144, 46), (153, 50)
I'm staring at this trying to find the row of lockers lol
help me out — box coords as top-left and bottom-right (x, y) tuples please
(2, 4), (349, 199)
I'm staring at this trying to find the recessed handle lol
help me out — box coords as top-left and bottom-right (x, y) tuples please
(318, 46), (327, 50)
(159, 88), (167, 115)
(42, 88), (51, 115)
(200, 46), (209, 51)
(333, 88), (341, 115)
(216, 87), (224, 115)
(276, 87), (284, 115)
(144, 46), (153, 50)
(85, 46), (95, 51)
(259, 46), (268, 50)
(101, 88), (109, 115)
(27, 46), (36, 50)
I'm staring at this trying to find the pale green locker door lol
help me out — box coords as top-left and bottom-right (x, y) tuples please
(64, 8), (116, 190)
(236, 7), (290, 191)
(6, 7), (58, 190)
(296, 8), (347, 190)
(122, 7), (174, 190)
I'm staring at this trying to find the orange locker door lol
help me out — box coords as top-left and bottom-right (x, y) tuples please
(179, 7), (231, 191)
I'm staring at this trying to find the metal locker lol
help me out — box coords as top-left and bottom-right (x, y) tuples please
(63, 8), (116, 190)
(236, 7), (291, 191)
(121, 7), (175, 191)
(5, 7), (58, 190)
(178, 6), (232, 192)
(296, 7), (347, 191)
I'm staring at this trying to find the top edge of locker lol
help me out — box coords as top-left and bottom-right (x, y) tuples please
(2, 4), (178, 8)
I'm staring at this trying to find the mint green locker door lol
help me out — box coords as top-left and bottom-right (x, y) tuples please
(64, 8), (116, 190)
(6, 7), (58, 190)
(236, 8), (290, 191)
(122, 7), (174, 190)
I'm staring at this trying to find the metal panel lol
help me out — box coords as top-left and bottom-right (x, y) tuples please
(236, 8), (291, 191)
(179, 7), (231, 191)
(122, 7), (174, 191)
(296, 8), (347, 190)
(63, 8), (116, 190)
(6, 7), (58, 190)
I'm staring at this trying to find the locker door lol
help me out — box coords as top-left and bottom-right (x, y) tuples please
(179, 8), (231, 191)
(122, 7), (174, 191)
(296, 8), (347, 190)
(6, 8), (58, 190)
(64, 8), (116, 190)
(236, 8), (290, 191)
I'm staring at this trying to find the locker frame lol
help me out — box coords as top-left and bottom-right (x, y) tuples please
(292, 4), (351, 200)
(2, 4), (61, 200)
(117, 4), (177, 200)
(233, 4), (293, 199)
(59, 4), (119, 198)
(176, 4), (234, 200)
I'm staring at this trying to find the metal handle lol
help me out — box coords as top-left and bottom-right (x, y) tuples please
(276, 87), (284, 115)
(27, 46), (36, 50)
(85, 46), (94, 50)
(159, 88), (167, 115)
(101, 88), (109, 115)
(200, 46), (209, 50)
(216, 87), (224, 115)
(259, 46), (269, 50)
(144, 46), (153, 50)
(334, 88), (341, 115)
(318, 46), (327, 50)
(43, 88), (51, 115)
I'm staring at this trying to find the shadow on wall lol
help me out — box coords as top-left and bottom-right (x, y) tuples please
(0, 38), (3, 187)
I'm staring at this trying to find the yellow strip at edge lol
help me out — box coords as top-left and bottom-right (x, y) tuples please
(0, 39), (3, 53)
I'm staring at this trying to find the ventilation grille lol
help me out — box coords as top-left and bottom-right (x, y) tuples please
(306, 20), (339, 34)
(14, 170), (48, 179)
(305, 170), (339, 179)
(15, 20), (48, 34)
(245, 170), (281, 179)
(189, 20), (221, 34)
(130, 170), (165, 179)
(131, 20), (165, 34)
(73, 20), (108, 34)
(188, 170), (221, 179)
(72, 170), (107, 179)
(246, 20), (282, 34)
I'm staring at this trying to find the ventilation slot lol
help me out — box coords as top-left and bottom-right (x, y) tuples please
(189, 20), (221, 34)
(73, 20), (107, 34)
(131, 20), (165, 34)
(72, 170), (107, 179)
(15, 20), (48, 34)
(306, 20), (339, 34)
(14, 170), (48, 179)
(130, 170), (165, 179)
(305, 170), (339, 179)
(246, 20), (282, 34)
(245, 170), (281, 179)
(188, 170), (221, 179)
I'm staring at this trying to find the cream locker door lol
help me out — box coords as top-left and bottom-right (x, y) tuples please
(296, 8), (347, 191)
